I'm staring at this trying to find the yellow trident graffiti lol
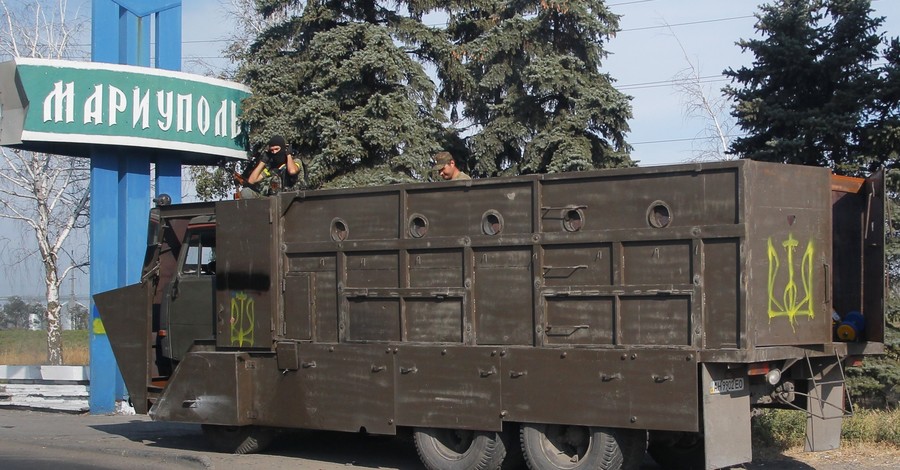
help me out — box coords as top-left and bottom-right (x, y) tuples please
(230, 291), (255, 347)
(767, 233), (815, 330)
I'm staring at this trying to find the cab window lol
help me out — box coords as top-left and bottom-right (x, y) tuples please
(181, 230), (216, 276)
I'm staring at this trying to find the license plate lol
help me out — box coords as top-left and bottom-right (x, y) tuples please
(709, 377), (745, 394)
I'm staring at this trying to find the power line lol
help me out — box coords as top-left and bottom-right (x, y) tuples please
(630, 134), (742, 146)
(608, 0), (657, 7)
(619, 15), (756, 33)
(617, 75), (729, 90)
(69, 12), (761, 57)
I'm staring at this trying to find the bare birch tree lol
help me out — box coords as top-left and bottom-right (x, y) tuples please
(666, 24), (736, 161)
(185, 0), (304, 79)
(0, 0), (90, 364)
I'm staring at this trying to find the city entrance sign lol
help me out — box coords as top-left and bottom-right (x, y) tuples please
(0, 57), (250, 162)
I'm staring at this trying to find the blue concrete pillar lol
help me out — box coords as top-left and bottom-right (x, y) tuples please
(119, 9), (151, 66)
(88, 153), (121, 414)
(89, 0), (184, 414)
(120, 156), (151, 287)
(91, 0), (119, 64)
(155, 4), (182, 71)
(156, 155), (183, 203)
(155, 3), (183, 202)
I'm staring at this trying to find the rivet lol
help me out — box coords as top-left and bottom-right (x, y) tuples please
(630, 416), (637, 423)
(561, 352), (567, 358)
(441, 349), (447, 355)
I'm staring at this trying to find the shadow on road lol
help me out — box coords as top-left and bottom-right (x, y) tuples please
(88, 420), (820, 470)
(90, 421), (422, 468)
(266, 430), (421, 468)
(89, 420), (209, 452)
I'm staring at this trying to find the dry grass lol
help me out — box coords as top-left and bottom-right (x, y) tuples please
(0, 330), (89, 365)
(753, 407), (900, 449)
(779, 441), (900, 468)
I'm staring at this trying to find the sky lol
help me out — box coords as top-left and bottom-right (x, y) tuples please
(181, 0), (899, 166)
(2, 0), (900, 298)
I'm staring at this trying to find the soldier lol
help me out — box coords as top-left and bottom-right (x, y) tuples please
(240, 135), (301, 198)
(433, 151), (470, 181)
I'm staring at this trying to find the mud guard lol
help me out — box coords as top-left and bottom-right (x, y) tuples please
(701, 363), (751, 470)
(804, 358), (846, 451)
(93, 282), (153, 414)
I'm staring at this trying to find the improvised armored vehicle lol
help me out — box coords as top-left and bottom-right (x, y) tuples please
(96, 160), (885, 470)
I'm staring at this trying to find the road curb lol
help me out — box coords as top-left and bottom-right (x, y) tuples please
(94, 447), (213, 468)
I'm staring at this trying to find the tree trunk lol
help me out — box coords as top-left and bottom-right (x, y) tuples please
(46, 298), (63, 365)
(0, 1), (91, 366)
(44, 257), (63, 365)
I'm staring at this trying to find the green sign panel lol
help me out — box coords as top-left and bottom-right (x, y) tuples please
(0, 58), (251, 161)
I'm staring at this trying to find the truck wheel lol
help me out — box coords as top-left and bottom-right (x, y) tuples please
(646, 431), (704, 470)
(201, 424), (275, 454)
(413, 427), (507, 470)
(520, 423), (644, 470)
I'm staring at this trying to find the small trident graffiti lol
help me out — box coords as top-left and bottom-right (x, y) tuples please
(767, 233), (815, 330)
(230, 291), (255, 347)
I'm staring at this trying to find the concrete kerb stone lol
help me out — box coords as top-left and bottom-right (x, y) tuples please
(0, 365), (90, 413)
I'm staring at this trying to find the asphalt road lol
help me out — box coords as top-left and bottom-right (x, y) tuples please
(0, 408), (421, 469)
(0, 408), (874, 470)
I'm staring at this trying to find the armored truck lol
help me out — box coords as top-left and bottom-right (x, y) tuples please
(95, 160), (886, 470)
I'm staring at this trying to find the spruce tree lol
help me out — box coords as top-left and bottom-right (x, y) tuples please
(724, 0), (886, 174)
(442, 0), (633, 176)
(238, 1), (451, 188)
(864, 38), (900, 164)
(231, 1), (635, 189)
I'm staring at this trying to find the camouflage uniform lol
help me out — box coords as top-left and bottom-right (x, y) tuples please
(240, 137), (302, 198)
(251, 159), (301, 196)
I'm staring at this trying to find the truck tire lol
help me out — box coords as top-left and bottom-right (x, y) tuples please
(520, 423), (644, 470)
(500, 423), (525, 469)
(646, 431), (704, 470)
(201, 424), (275, 454)
(413, 427), (507, 470)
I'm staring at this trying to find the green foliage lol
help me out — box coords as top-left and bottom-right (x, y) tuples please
(726, 1), (900, 411)
(752, 409), (807, 449)
(846, 356), (900, 408)
(67, 303), (88, 331)
(443, 0), (634, 176)
(846, 322), (900, 408)
(724, 0), (898, 175)
(886, 170), (900, 324)
(238, 1), (448, 189)
(189, 163), (243, 202)
(841, 409), (900, 445)
(863, 37), (900, 162)
(752, 408), (900, 449)
(1, 297), (45, 330)
(197, 0), (636, 198)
